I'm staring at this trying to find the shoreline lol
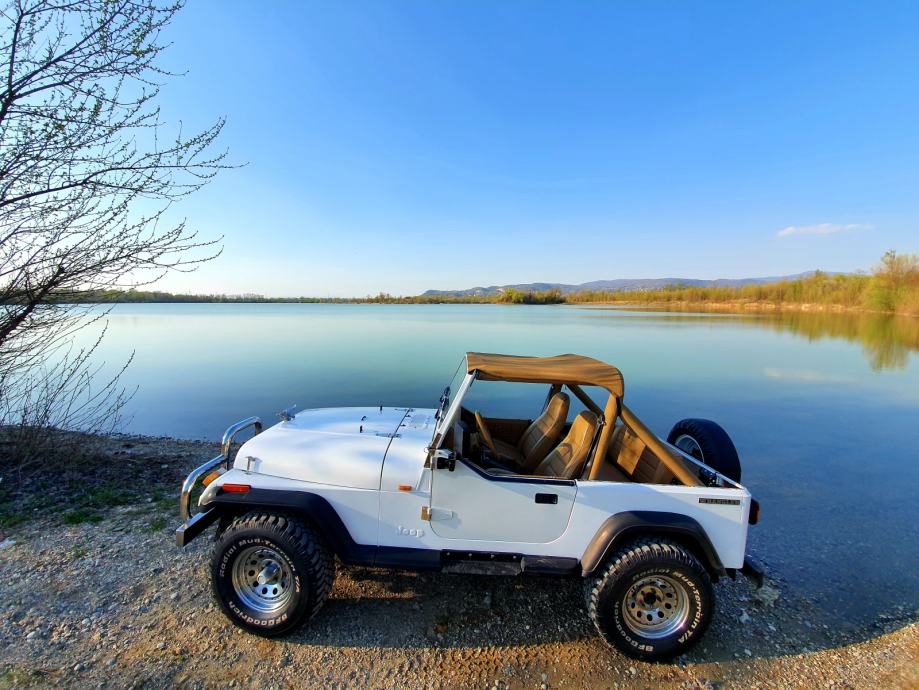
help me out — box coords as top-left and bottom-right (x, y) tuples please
(566, 300), (919, 317)
(54, 299), (919, 318)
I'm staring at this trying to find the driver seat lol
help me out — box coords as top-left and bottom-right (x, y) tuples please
(492, 392), (570, 472)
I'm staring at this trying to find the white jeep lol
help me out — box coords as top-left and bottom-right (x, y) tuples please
(177, 352), (760, 660)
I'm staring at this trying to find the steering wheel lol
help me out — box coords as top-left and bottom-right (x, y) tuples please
(474, 411), (500, 458)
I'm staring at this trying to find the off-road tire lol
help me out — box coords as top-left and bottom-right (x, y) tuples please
(667, 418), (741, 483)
(211, 512), (335, 637)
(585, 540), (713, 661)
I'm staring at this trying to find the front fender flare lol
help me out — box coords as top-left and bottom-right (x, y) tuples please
(580, 510), (725, 579)
(207, 488), (375, 565)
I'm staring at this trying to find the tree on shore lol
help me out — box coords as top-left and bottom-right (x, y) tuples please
(868, 250), (919, 313)
(0, 0), (227, 462)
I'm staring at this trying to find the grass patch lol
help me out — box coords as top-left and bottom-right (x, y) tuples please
(0, 667), (48, 687)
(0, 512), (25, 528)
(62, 508), (104, 525)
(154, 492), (176, 512)
(83, 482), (129, 508)
(0, 503), (25, 528)
(0, 432), (221, 530)
(146, 517), (167, 532)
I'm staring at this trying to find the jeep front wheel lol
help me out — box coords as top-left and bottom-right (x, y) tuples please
(211, 512), (335, 636)
(585, 540), (713, 661)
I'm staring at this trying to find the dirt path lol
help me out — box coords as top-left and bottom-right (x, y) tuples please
(0, 436), (916, 689)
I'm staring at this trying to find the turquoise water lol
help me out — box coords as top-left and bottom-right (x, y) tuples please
(91, 303), (919, 628)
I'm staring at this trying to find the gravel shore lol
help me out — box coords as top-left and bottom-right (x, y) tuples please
(0, 435), (916, 689)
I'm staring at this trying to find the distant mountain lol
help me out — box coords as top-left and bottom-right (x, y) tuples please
(421, 272), (831, 298)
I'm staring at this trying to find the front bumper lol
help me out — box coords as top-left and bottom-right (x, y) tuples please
(175, 416), (263, 547)
(175, 507), (221, 547)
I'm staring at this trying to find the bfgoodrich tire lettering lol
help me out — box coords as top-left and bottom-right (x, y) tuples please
(211, 512), (335, 637)
(585, 540), (713, 661)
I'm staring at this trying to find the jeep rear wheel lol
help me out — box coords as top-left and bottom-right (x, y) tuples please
(212, 512), (335, 637)
(585, 540), (713, 661)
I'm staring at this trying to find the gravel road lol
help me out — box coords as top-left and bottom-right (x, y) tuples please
(0, 436), (916, 689)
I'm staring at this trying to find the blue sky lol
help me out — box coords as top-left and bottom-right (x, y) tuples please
(152, 1), (919, 297)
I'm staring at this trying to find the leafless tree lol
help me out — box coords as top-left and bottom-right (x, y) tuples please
(0, 0), (228, 464)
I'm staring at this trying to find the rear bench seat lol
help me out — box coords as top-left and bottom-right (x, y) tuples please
(588, 423), (677, 484)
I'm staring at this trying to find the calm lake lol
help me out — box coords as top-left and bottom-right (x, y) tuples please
(90, 303), (919, 631)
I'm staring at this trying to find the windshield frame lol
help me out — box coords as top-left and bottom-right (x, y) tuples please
(431, 364), (475, 448)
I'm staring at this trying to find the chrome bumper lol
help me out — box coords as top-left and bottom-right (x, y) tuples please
(176, 416), (263, 545)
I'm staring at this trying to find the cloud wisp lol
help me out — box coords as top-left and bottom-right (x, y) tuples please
(777, 222), (869, 238)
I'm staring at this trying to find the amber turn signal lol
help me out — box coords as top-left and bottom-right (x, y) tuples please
(201, 471), (222, 487)
(397, 485), (412, 492)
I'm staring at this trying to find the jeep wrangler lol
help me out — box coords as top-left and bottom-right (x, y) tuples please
(177, 352), (760, 661)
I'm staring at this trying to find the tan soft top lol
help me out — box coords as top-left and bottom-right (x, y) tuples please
(466, 352), (624, 398)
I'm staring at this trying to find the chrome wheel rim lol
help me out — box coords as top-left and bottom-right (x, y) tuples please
(231, 545), (293, 613)
(622, 574), (690, 638)
(674, 434), (704, 461)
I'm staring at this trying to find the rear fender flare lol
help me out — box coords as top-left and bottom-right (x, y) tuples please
(580, 510), (725, 579)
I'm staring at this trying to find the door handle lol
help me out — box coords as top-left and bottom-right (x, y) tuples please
(535, 493), (558, 505)
(421, 506), (454, 521)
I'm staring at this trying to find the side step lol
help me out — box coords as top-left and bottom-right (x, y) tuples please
(442, 551), (522, 576)
(440, 551), (579, 576)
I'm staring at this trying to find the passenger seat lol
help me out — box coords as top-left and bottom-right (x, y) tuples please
(492, 392), (570, 473)
(533, 411), (599, 479)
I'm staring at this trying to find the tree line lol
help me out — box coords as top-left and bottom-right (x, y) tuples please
(43, 251), (919, 315)
(566, 250), (919, 316)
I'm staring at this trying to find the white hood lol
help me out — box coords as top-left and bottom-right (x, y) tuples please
(234, 406), (434, 490)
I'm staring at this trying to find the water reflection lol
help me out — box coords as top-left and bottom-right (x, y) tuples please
(763, 311), (919, 371)
(585, 308), (919, 371)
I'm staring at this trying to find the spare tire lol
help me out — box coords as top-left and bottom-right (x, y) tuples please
(666, 418), (741, 483)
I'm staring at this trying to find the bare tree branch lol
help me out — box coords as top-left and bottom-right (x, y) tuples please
(0, 0), (228, 459)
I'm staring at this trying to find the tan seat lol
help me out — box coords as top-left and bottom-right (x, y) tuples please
(533, 411), (599, 479)
(604, 423), (676, 484)
(492, 392), (570, 472)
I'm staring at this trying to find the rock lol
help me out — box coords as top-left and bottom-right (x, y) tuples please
(739, 610), (751, 624)
(754, 582), (781, 608)
(0, 538), (15, 550)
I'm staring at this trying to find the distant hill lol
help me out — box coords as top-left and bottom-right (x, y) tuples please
(421, 272), (831, 298)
